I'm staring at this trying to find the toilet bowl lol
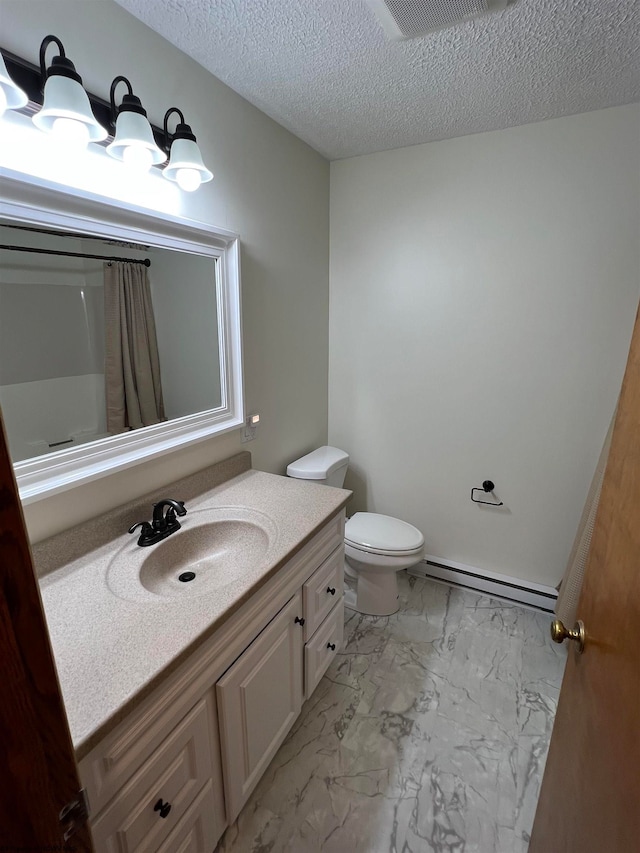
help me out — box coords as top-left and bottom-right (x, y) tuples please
(343, 512), (424, 615)
(286, 447), (425, 616)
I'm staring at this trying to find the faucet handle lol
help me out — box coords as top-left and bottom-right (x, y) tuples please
(152, 499), (187, 521)
(165, 507), (183, 528)
(151, 499), (187, 533)
(128, 521), (155, 546)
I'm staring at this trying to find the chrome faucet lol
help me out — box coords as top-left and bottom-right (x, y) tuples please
(129, 498), (187, 546)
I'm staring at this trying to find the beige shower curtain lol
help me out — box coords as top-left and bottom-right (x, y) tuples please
(104, 261), (166, 434)
(555, 410), (616, 625)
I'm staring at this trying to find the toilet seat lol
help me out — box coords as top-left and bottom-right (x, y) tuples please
(344, 512), (424, 557)
(345, 540), (424, 559)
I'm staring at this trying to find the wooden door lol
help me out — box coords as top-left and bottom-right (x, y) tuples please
(217, 591), (304, 823)
(530, 302), (640, 852)
(0, 410), (93, 850)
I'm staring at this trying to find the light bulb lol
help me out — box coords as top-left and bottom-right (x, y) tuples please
(0, 86), (7, 118)
(122, 144), (154, 172)
(51, 117), (91, 148)
(175, 168), (201, 192)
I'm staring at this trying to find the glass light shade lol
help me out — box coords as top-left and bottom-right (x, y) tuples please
(122, 144), (154, 172)
(0, 53), (28, 115)
(51, 116), (91, 148)
(175, 168), (202, 192)
(106, 110), (166, 169)
(33, 74), (107, 141)
(163, 137), (213, 189)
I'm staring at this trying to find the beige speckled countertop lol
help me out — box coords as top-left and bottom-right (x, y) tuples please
(34, 454), (350, 758)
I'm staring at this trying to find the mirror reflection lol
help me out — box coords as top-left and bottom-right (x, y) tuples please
(0, 223), (221, 463)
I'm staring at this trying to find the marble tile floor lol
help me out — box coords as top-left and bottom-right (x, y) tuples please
(217, 574), (566, 853)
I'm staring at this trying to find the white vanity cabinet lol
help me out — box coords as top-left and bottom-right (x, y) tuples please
(79, 510), (346, 852)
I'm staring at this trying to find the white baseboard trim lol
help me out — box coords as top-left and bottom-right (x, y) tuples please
(407, 555), (558, 613)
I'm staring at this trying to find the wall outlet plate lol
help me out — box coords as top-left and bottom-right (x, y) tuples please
(240, 425), (255, 443)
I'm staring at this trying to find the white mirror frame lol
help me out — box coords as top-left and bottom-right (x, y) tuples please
(0, 167), (244, 504)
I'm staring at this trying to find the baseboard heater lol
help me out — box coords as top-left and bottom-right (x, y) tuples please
(407, 556), (558, 613)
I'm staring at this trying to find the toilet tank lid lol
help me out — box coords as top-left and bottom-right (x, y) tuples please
(287, 446), (349, 480)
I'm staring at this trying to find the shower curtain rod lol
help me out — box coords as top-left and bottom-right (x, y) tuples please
(0, 244), (151, 267)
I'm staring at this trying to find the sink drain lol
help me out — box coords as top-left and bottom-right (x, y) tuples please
(178, 571), (196, 583)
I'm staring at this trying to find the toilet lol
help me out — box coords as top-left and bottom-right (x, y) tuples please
(287, 446), (424, 616)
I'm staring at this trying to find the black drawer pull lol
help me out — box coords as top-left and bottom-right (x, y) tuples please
(154, 799), (171, 819)
(327, 586), (336, 596)
(294, 616), (305, 626)
(327, 642), (336, 651)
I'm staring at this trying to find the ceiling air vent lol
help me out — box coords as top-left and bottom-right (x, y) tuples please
(367, 0), (510, 39)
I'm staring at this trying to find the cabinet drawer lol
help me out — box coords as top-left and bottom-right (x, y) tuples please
(90, 694), (216, 853)
(156, 781), (222, 853)
(304, 600), (344, 699)
(303, 545), (344, 639)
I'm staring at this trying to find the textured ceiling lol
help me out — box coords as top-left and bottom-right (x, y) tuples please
(114, 0), (640, 160)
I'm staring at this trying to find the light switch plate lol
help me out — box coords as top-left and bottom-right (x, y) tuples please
(240, 414), (260, 443)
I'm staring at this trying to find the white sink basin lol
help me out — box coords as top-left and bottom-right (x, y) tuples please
(106, 506), (278, 601)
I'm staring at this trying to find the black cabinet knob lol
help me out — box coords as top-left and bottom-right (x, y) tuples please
(154, 799), (171, 819)
(327, 586), (336, 596)
(327, 642), (336, 651)
(294, 616), (305, 626)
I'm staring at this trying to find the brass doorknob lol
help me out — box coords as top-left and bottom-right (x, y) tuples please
(550, 619), (585, 653)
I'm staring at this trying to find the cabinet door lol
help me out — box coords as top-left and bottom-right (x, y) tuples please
(217, 592), (304, 823)
(155, 781), (219, 853)
(90, 693), (223, 853)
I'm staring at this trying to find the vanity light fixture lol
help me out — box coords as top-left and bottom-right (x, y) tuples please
(163, 107), (213, 192)
(106, 76), (166, 172)
(1, 38), (211, 191)
(32, 35), (107, 148)
(0, 51), (28, 116)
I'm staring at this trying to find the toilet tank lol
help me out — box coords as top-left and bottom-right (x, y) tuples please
(286, 446), (349, 488)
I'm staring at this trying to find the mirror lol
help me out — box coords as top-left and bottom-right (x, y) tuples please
(0, 168), (243, 503)
(1, 224), (222, 463)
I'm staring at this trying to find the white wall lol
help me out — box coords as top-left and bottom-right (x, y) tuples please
(1, 0), (330, 542)
(329, 105), (640, 588)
